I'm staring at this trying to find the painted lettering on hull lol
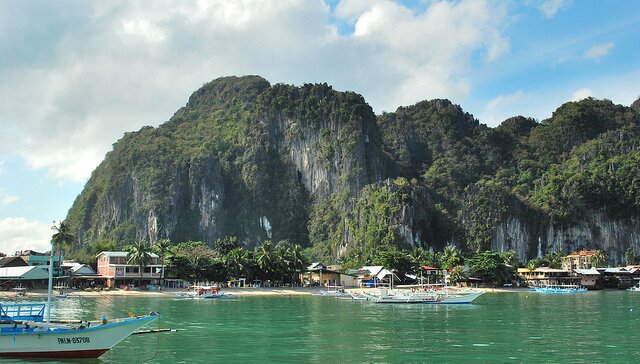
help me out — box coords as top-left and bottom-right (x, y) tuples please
(57, 337), (90, 344)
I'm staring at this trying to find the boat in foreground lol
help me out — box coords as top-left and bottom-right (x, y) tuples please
(0, 302), (159, 359)
(0, 240), (160, 359)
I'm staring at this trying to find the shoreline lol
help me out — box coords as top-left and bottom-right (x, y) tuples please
(3, 286), (531, 299)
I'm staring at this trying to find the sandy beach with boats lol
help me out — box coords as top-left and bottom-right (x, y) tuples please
(10, 286), (529, 299)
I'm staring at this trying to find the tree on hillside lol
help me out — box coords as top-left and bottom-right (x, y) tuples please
(214, 236), (239, 256)
(126, 240), (152, 288)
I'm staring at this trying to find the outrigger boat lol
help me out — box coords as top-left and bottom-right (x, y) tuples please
(0, 244), (159, 359)
(365, 286), (484, 304)
(175, 286), (228, 299)
(528, 284), (587, 293)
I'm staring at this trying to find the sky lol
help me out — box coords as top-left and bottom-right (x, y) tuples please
(0, 0), (638, 254)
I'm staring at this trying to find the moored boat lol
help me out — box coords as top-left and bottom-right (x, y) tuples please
(366, 287), (484, 304)
(528, 284), (587, 293)
(0, 242), (159, 359)
(0, 303), (159, 358)
(175, 285), (227, 299)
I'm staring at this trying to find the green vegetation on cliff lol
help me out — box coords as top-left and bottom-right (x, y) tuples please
(65, 75), (640, 266)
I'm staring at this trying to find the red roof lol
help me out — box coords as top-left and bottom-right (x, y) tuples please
(421, 266), (439, 271)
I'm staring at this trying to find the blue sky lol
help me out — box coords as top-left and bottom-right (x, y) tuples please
(0, 0), (638, 253)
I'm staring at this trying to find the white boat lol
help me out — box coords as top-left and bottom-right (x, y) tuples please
(312, 285), (346, 297)
(366, 287), (484, 304)
(628, 282), (640, 292)
(175, 286), (227, 299)
(0, 303), (159, 358)
(0, 245), (159, 359)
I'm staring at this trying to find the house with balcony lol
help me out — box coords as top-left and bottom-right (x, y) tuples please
(562, 250), (596, 270)
(96, 251), (164, 288)
(516, 267), (579, 287)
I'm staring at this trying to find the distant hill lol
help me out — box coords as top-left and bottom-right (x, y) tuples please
(66, 76), (640, 265)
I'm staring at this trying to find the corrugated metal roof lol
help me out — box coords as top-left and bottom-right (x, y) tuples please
(574, 268), (600, 275)
(96, 251), (159, 258)
(0, 266), (49, 280)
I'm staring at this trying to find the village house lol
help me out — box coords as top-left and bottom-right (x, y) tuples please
(302, 263), (357, 288)
(96, 251), (164, 288)
(516, 267), (579, 287)
(562, 250), (596, 270)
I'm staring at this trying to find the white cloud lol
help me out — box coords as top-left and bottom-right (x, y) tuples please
(0, 0), (510, 182)
(0, 218), (52, 255)
(571, 88), (593, 101)
(1, 194), (18, 205)
(584, 42), (614, 59)
(482, 90), (527, 126)
(536, 0), (570, 18)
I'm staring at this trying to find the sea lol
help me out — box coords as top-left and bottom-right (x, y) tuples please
(5, 291), (640, 363)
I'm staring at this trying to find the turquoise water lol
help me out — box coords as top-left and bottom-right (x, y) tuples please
(5, 291), (640, 363)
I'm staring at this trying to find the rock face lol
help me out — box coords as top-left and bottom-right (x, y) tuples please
(66, 76), (640, 264)
(66, 76), (383, 248)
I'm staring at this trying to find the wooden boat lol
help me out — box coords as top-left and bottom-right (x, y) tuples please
(0, 246), (159, 359)
(528, 284), (587, 293)
(175, 286), (227, 299)
(366, 287), (484, 304)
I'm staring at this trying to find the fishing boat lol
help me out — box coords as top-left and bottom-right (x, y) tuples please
(0, 245), (159, 359)
(365, 286), (484, 304)
(312, 285), (346, 297)
(528, 284), (587, 293)
(175, 285), (227, 299)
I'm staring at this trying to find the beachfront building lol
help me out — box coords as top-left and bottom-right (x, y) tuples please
(96, 251), (164, 288)
(516, 267), (579, 287)
(61, 261), (107, 288)
(0, 266), (49, 289)
(17, 250), (64, 277)
(573, 268), (601, 289)
(562, 250), (596, 270)
(355, 266), (400, 288)
(302, 263), (357, 288)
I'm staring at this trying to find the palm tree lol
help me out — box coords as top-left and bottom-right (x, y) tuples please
(256, 241), (274, 281)
(126, 240), (152, 288)
(154, 238), (171, 287)
(591, 250), (607, 268)
(442, 244), (463, 270)
(51, 220), (75, 277)
(288, 244), (307, 285)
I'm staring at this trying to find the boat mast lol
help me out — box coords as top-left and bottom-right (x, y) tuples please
(46, 238), (54, 323)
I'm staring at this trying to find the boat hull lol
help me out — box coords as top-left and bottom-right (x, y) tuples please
(0, 315), (158, 359)
(373, 291), (484, 304)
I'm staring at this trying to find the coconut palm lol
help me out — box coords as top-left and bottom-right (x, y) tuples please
(51, 220), (76, 276)
(126, 240), (152, 288)
(441, 244), (463, 270)
(256, 241), (275, 281)
(288, 244), (307, 284)
(154, 238), (171, 287)
(591, 250), (607, 268)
